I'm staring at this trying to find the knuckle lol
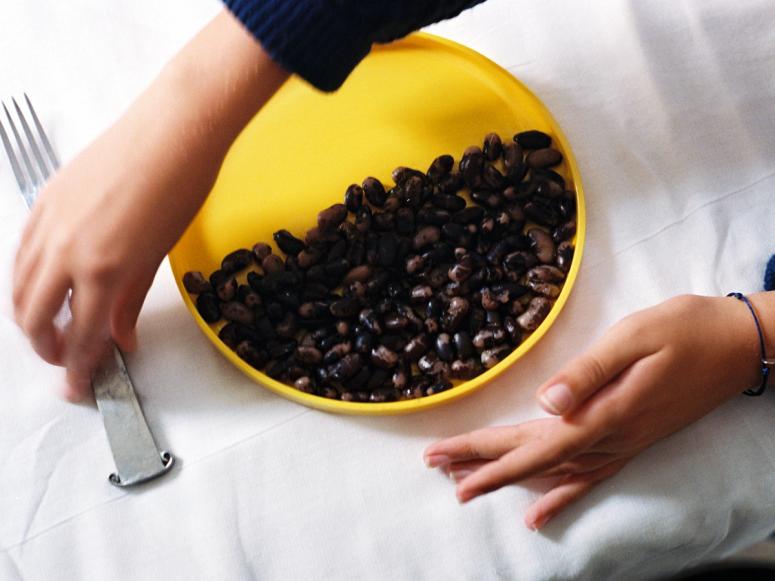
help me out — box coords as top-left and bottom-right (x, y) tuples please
(81, 257), (120, 285)
(577, 354), (607, 389)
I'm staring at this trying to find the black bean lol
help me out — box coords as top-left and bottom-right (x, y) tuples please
(318, 204), (348, 234)
(371, 345), (399, 369)
(450, 358), (480, 379)
(358, 309), (382, 335)
(252, 242), (272, 262)
(453, 206), (485, 224)
(528, 281), (561, 298)
(460, 145), (484, 188)
(330, 296), (361, 318)
(431, 194), (467, 212)
(209, 273), (235, 302)
(515, 130), (551, 149)
(220, 301), (255, 325)
(481, 344), (511, 369)
(483, 164), (506, 190)
(377, 233), (398, 266)
(345, 184), (364, 212)
(183, 271), (212, 294)
(483, 132), (502, 161)
(323, 341), (352, 364)
(405, 254), (425, 275)
(346, 367), (372, 391)
(410, 285), (433, 303)
(220, 249), (253, 274)
(436, 333), (454, 362)
(331, 353), (363, 381)
(524, 199), (560, 227)
(527, 228), (556, 264)
(296, 346), (323, 365)
(367, 368), (390, 390)
(427, 154), (454, 181)
(373, 211), (395, 231)
(453, 332), (474, 359)
(413, 225), (441, 250)
(426, 379), (453, 396)
(236, 341), (268, 370)
(553, 220), (576, 243)
(355, 206), (373, 233)
(557, 241), (574, 272)
(196, 292), (221, 323)
(527, 148), (563, 169)
(262, 254), (284, 274)
(324, 257), (350, 279)
(404, 334), (430, 360)
(363, 177), (387, 207)
(503, 250), (538, 273)
(517, 297), (552, 332)
(527, 265), (566, 284)
(417, 207), (451, 226)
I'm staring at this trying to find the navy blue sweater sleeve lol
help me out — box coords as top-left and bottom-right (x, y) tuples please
(223, 0), (486, 92)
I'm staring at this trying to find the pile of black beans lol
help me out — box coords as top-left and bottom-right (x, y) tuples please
(183, 130), (576, 402)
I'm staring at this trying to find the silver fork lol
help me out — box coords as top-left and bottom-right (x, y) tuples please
(0, 95), (174, 487)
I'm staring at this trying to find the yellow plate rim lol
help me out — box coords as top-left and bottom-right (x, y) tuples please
(169, 31), (586, 415)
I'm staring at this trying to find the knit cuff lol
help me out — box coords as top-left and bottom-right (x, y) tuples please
(223, 0), (373, 92)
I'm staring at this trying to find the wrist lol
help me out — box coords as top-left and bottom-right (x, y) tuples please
(723, 292), (775, 394)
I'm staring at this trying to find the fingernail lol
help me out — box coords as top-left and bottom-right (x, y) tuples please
(526, 513), (549, 531)
(449, 469), (473, 483)
(539, 383), (573, 414)
(424, 454), (450, 468)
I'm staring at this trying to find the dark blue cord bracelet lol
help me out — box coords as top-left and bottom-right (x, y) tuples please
(728, 292), (772, 396)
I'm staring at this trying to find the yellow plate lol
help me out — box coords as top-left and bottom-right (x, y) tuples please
(169, 32), (586, 415)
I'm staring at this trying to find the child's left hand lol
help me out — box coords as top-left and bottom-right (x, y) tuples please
(423, 294), (769, 530)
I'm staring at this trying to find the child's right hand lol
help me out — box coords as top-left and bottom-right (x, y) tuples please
(12, 10), (288, 401)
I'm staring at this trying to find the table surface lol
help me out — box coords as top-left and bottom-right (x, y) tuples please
(2, 1), (775, 579)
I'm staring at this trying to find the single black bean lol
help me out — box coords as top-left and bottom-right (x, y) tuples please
(221, 249), (253, 274)
(330, 296), (361, 318)
(481, 344), (511, 369)
(553, 220), (576, 243)
(331, 353), (363, 381)
(453, 206), (485, 224)
(427, 154), (454, 181)
(213, 273), (237, 302)
(220, 301), (255, 325)
(404, 333), (430, 360)
(538, 178), (564, 198)
(504, 316), (521, 344)
(236, 341), (268, 370)
(413, 225), (441, 250)
(460, 145), (485, 188)
(318, 203), (348, 233)
(515, 130), (551, 149)
(392, 367), (408, 390)
(371, 345), (399, 369)
(410, 285), (433, 303)
(527, 228), (556, 264)
(297, 246), (322, 270)
(275, 312), (298, 339)
(358, 309), (382, 335)
(373, 211), (395, 231)
(183, 271), (212, 294)
(453, 332), (474, 359)
(517, 297), (552, 332)
(527, 148), (563, 169)
(502, 140), (523, 170)
(363, 177), (387, 207)
(527, 265), (566, 284)
(503, 250), (538, 273)
(395, 207), (416, 236)
(431, 193), (467, 212)
(294, 377), (314, 393)
(341, 264), (372, 285)
(252, 242), (272, 262)
(417, 207), (451, 226)
(323, 341), (352, 364)
(272, 230), (304, 255)
(483, 132), (502, 161)
(354, 331), (375, 354)
(262, 254), (284, 274)
(524, 199), (560, 227)
(557, 241), (574, 272)
(405, 254), (425, 275)
(345, 184), (364, 212)
(436, 333), (454, 362)
(355, 206), (373, 233)
(558, 196), (577, 221)
(483, 164), (505, 190)
(365, 269), (391, 295)
(528, 281), (561, 298)
(426, 379), (453, 396)
(450, 358), (480, 379)
(296, 346), (323, 365)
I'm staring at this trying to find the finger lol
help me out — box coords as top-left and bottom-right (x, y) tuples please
(524, 458), (629, 530)
(62, 284), (115, 402)
(536, 319), (655, 416)
(424, 423), (545, 467)
(110, 270), (155, 353)
(12, 239), (43, 323)
(455, 421), (600, 503)
(18, 261), (70, 365)
(442, 459), (490, 483)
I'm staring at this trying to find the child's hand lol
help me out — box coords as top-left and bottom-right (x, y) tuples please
(11, 11), (287, 401)
(424, 294), (768, 529)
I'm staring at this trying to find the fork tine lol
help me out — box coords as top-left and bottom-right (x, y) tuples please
(3, 102), (39, 187)
(25, 94), (59, 171)
(13, 97), (51, 181)
(0, 106), (29, 194)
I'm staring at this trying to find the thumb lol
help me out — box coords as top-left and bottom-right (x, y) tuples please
(537, 319), (652, 415)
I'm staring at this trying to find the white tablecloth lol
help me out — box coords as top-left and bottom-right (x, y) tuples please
(2, 1), (775, 579)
